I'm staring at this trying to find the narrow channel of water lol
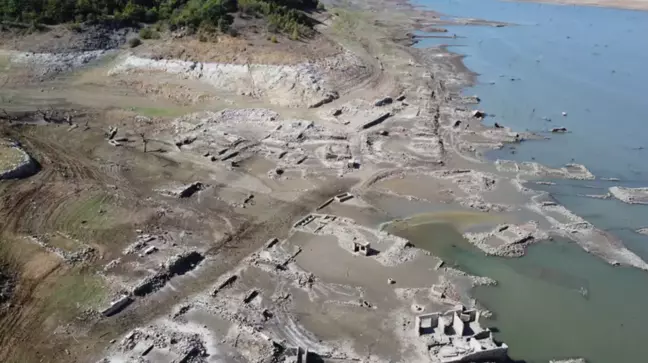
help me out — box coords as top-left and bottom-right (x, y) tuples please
(387, 218), (648, 363)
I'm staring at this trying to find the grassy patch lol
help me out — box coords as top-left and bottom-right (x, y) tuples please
(0, 145), (25, 172)
(1, 236), (106, 324)
(131, 106), (190, 118)
(47, 234), (84, 254)
(0, 54), (10, 71)
(331, 8), (361, 35)
(0, 235), (106, 362)
(41, 270), (106, 321)
(53, 192), (129, 243)
(52, 192), (134, 252)
(56, 193), (112, 233)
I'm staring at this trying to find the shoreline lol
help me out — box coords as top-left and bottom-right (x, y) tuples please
(512, 0), (648, 12)
(0, 0), (645, 362)
(401, 1), (648, 270)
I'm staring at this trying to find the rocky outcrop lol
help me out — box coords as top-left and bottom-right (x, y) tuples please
(609, 186), (648, 205)
(0, 142), (39, 180)
(5, 49), (111, 77)
(109, 51), (363, 108)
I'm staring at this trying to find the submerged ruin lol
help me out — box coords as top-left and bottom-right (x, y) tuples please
(417, 306), (508, 363)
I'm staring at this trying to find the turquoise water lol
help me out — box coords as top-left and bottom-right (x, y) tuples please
(391, 221), (648, 363)
(410, 1), (648, 361)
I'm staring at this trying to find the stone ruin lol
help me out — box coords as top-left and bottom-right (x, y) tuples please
(352, 240), (371, 256)
(101, 295), (133, 317)
(416, 305), (508, 363)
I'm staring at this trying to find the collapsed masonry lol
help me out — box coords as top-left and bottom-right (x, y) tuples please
(132, 251), (205, 297)
(416, 305), (508, 363)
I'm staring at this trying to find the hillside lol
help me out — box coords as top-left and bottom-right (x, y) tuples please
(0, 0), (320, 36)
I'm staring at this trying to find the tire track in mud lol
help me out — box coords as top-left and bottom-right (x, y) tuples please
(0, 133), (108, 236)
(88, 178), (359, 352)
(0, 127), (135, 233)
(0, 127), (126, 361)
(0, 260), (64, 362)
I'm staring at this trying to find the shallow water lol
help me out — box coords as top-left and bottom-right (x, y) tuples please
(415, 0), (648, 182)
(407, 1), (648, 360)
(414, 0), (648, 258)
(389, 218), (648, 363)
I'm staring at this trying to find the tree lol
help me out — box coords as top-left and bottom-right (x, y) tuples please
(0, 0), (316, 36)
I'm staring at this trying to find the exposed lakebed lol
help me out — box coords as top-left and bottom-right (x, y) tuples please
(410, 0), (648, 361)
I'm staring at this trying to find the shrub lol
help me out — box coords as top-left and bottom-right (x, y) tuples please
(270, 34), (277, 43)
(145, 8), (159, 23)
(217, 17), (230, 33)
(128, 37), (142, 48)
(139, 27), (155, 39)
(0, 0), (317, 38)
(86, 13), (97, 24)
(68, 22), (83, 33)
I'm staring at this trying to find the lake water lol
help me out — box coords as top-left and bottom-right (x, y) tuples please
(408, 0), (648, 361)
(388, 219), (648, 363)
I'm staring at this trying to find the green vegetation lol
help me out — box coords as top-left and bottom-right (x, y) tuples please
(138, 26), (159, 39)
(42, 271), (106, 321)
(0, 145), (24, 172)
(0, 0), (319, 36)
(130, 105), (190, 117)
(128, 36), (142, 47)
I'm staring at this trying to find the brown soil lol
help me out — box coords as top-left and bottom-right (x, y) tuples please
(133, 12), (341, 65)
(0, 4), (502, 360)
(0, 101), (356, 361)
(134, 32), (341, 65)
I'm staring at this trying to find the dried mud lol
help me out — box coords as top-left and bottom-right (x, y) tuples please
(0, 1), (643, 362)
